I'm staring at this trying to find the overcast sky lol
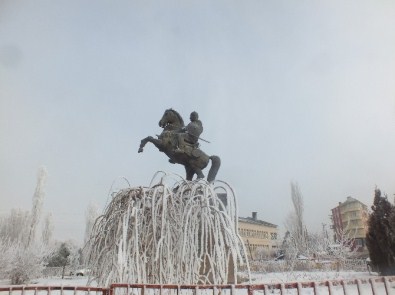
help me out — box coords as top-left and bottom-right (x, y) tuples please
(1, 0), (395, 243)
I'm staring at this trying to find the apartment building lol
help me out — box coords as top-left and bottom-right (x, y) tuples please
(330, 196), (369, 250)
(238, 212), (279, 259)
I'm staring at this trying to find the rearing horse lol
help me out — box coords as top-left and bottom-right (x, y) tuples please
(138, 109), (221, 182)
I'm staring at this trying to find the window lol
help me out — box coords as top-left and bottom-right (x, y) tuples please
(355, 239), (364, 246)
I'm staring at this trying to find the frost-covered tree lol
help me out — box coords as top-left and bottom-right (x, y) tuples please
(84, 202), (99, 245)
(41, 213), (54, 246)
(66, 240), (83, 270)
(0, 211), (28, 280)
(6, 245), (46, 284)
(283, 182), (309, 257)
(81, 202), (100, 265)
(27, 166), (47, 247)
(282, 233), (297, 263)
(306, 231), (331, 258)
(329, 220), (357, 263)
(47, 243), (70, 278)
(255, 246), (272, 260)
(0, 167), (51, 284)
(0, 239), (46, 284)
(291, 182), (304, 240)
(366, 188), (395, 275)
(0, 209), (30, 244)
(0, 240), (14, 279)
(86, 179), (248, 285)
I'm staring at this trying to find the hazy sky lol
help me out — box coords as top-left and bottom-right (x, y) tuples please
(1, 0), (395, 243)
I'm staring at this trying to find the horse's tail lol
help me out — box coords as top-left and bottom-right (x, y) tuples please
(207, 155), (221, 182)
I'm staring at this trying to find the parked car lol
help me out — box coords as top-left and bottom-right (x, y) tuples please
(73, 268), (91, 276)
(297, 254), (310, 260)
(274, 254), (285, 261)
(274, 254), (310, 261)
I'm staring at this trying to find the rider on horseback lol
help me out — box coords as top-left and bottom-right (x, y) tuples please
(175, 111), (203, 152)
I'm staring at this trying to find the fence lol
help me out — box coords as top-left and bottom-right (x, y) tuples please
(0, 286), (108, 295)
(1, 276), (395, 295)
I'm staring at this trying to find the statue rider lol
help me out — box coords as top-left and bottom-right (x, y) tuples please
(175, 111), (203, 152)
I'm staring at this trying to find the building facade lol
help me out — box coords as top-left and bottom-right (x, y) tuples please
(238, 212), (279, 259)
(330, 196), (369, 250)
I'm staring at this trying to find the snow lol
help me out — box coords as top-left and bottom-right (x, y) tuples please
(247, 270), (378, 284)
(0, 271), (378, 286)
(1, 271), (393, 295)
(0, 271), (381, 286)
(31, 276), (91, 286)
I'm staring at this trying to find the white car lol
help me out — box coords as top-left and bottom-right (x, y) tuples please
(74, 268), (91, 276)
(297, 254), (310, 260)
(274, 254), (310, 261)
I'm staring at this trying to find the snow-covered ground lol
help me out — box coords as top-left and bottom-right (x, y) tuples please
(0, 270), (381, 286)
(247, 270), (378, 284)
(0, 272), (393, 295)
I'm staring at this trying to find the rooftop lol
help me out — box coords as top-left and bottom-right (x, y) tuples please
(238, 212), (278, 228)
(332, 196), (368, 210)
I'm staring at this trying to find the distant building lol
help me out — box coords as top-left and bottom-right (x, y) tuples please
(238, 212), (279, 259)
(330, 196), (369, 250)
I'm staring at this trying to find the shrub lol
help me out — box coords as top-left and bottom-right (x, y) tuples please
(1, 244), (46, 284)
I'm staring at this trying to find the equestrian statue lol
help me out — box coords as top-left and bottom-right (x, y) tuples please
(138, 109), (221, 182)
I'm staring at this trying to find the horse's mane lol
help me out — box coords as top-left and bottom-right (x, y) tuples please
(168, 108), (185, 126)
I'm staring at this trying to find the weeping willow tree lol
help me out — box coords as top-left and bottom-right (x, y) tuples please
(86, 172), (250, 286)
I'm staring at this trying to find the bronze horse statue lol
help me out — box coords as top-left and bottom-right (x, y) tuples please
(138, 109), (221, 182)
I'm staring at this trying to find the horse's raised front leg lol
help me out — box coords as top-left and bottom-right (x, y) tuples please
(138, 136), (155, 153)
